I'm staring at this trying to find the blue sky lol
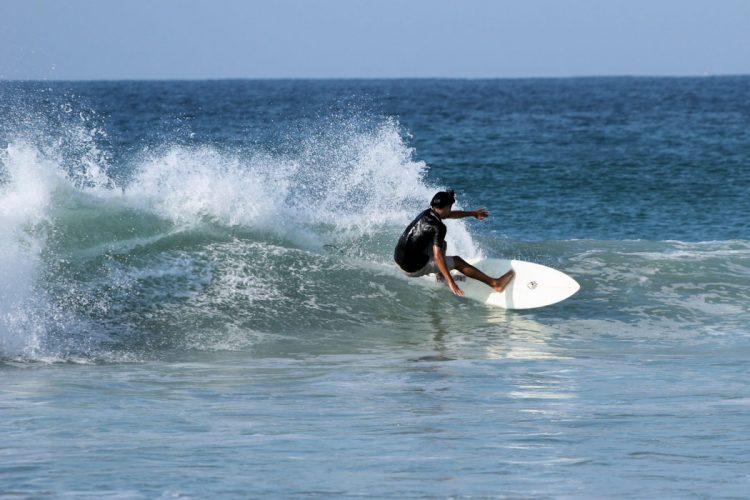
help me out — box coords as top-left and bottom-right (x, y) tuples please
(1, 0), (748, 80)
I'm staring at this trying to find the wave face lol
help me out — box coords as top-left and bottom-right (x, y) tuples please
(0, 108), (482, 360)
(1, 79), (749, 362)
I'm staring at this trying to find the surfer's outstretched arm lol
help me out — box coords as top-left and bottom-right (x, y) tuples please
(444, 208), (489, 220)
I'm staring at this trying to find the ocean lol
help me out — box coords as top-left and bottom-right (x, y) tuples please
(1, 77), (749, 498)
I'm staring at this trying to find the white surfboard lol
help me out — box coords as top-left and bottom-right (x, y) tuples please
(428, 258), (580, 310)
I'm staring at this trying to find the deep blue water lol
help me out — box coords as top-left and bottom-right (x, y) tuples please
(1, 78), (749, 498)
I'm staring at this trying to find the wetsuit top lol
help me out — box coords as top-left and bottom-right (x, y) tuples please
(394, 208), (447, 272)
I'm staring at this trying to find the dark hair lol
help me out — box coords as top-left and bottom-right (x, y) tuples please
(430, 189), (455, 208)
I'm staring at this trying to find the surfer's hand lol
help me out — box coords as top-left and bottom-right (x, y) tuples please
(473, 208), (489, 220)
(449, 281), (464, 297)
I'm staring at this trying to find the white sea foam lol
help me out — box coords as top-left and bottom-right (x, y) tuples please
(0, 142), (58, 357)
(0, 126), (115, 359)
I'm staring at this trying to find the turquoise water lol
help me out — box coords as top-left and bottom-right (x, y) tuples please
(1, 78), (749, 497)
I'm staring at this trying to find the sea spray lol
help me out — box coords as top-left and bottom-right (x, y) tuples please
(122, 119), (481, 257)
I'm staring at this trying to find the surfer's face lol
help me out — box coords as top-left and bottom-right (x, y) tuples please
(433, 203), (453, 219)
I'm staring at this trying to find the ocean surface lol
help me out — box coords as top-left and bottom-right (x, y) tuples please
(1, 77), (749, 498)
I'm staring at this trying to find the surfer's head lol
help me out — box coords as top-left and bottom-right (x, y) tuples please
(431, 190), (455, 209)
(430, 190), (455, 218)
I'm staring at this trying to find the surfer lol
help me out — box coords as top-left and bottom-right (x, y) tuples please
(394, 190), (515, 297)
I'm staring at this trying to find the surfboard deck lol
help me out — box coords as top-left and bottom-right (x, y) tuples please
(426, 258), (579, 310)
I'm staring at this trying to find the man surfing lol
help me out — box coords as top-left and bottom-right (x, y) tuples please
(394, 190), (514, 297)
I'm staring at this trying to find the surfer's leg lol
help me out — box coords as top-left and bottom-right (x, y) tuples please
(493, 269), (515, 293)
(452, 257), (515, 293)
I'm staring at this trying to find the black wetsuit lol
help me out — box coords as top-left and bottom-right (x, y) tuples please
(394, 208), (447, 272)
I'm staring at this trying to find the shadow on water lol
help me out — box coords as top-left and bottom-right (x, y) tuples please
(404, 283), (568, 363)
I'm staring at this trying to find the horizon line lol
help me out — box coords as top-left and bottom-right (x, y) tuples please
(2, 73), (749, 83)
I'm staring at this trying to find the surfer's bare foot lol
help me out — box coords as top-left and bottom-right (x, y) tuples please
(492, 270), (515, 293)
